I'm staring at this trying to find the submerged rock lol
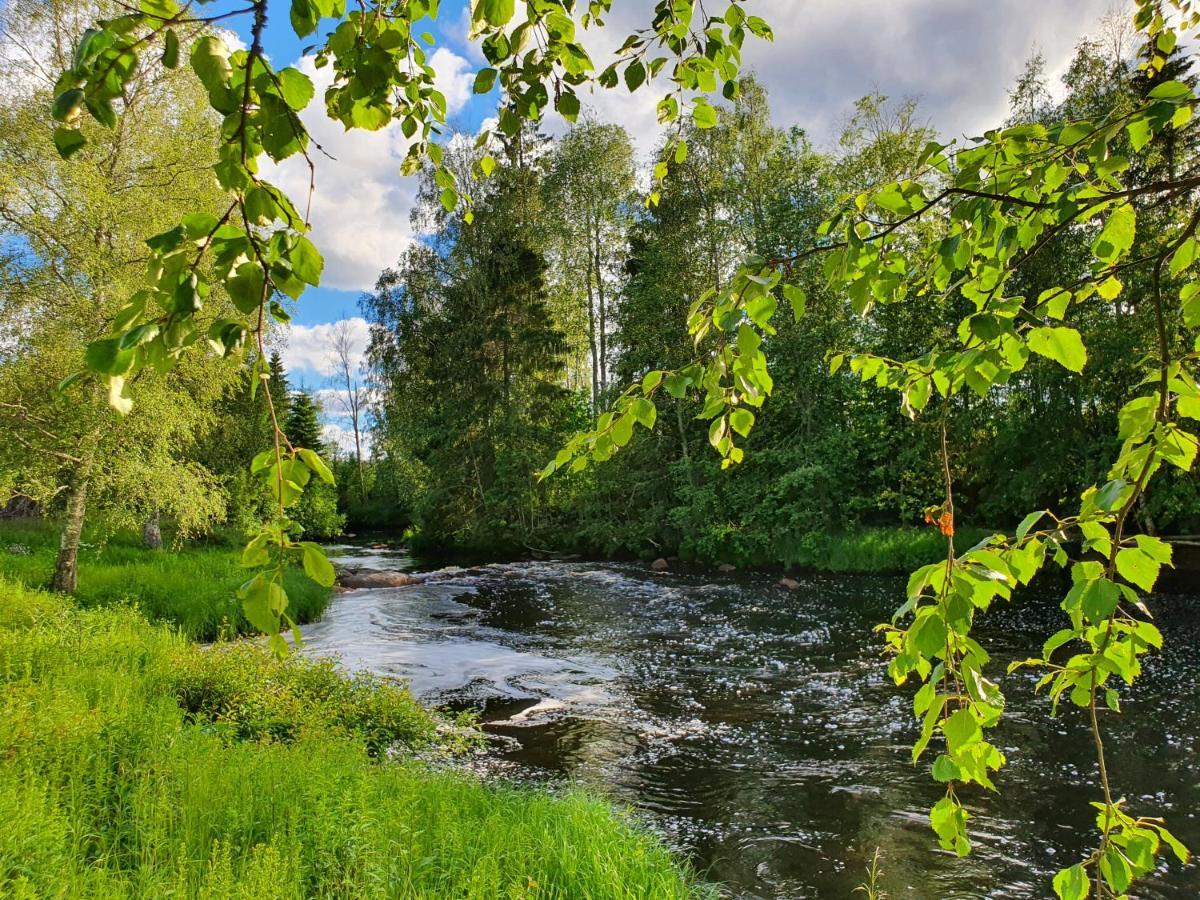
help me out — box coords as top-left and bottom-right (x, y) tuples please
(339, 570), (424, 589)
(650, 558), (670, 572)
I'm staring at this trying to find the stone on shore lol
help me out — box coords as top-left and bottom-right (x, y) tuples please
(339, 570), (423, 589)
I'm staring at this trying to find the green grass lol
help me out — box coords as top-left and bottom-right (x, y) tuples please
(0, 520), (331, 640)
(0, 577), (708, 899)
(774, 526), (993, 574)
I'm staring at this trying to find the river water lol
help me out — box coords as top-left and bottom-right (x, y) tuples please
(302, 546), (1199, 898)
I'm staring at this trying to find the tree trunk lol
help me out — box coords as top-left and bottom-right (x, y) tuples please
(53, 454), (93, 593)
(594, 227), (608, 394)
(353, 423), (366, 502)
(585, 247), (599, 410)
(142, 508), (163, 550)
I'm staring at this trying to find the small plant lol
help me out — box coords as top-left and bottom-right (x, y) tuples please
(853, 847), (887, 900)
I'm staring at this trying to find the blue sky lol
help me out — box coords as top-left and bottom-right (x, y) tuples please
(226, 0), (493, 332)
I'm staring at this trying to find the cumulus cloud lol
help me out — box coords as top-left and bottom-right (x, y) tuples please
(322, 420), (374, 456)
(558, 0), (1116, 162)
(263, 48), (474, 291)
(740, 0), (1116, 146)
(278, 317), (371, 379)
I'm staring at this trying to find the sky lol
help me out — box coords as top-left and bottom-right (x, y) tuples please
(218, 0), (1118, 445)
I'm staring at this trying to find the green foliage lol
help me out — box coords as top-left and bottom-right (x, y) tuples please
(0, 520), (330, 641)
(364, 140), (579, 551)
(0, 577), (703, 898)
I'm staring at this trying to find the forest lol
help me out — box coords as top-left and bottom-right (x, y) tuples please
(1, 0), (1198, 897)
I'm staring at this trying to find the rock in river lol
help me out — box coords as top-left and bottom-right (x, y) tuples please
(339, 570), (424, 589)
(650, 558), (670, 572)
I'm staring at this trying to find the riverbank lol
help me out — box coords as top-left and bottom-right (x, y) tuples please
(0, 520), (331, 640)
(410, 524), (994, 576)
(0, 573), (710, 898)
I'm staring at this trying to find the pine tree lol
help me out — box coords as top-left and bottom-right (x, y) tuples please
(285, 390), (324, 451)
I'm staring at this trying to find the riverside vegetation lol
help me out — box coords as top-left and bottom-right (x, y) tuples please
(3, 0), (1199, 897)
(0, 562), (708, 898)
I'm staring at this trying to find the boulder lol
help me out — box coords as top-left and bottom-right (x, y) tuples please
(650, 558), (670, 572)
(717, 563), (737, 573)
(778, 577), (801, 591)
(339, 570), (423, 589)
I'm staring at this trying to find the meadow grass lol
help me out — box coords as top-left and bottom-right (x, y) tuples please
(0, 576), (708, 899)
(774, 526), (992, 574)
(0, 519), (330, 640)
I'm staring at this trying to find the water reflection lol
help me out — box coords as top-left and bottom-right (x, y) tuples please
(304, 547), (1200, 898)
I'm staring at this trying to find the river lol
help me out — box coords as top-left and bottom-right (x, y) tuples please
(302, 545), (1199, 898)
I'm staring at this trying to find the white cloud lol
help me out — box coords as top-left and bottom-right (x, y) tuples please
(263, 48), (474, 291)
(279, 316), (371, 379)
(550, 0), (1118, 162)
(322, 421), (374, 456)
(740, 0), (1116, 147)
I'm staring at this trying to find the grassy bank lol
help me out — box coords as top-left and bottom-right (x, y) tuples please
(0, 576), (708, 898)
(768, 526), (993, 574)
(0, 520), (330, 640)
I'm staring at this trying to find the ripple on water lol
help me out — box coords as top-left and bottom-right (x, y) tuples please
(301, 550), (1200, 899)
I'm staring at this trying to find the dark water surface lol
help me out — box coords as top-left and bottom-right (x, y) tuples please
(304, 547), (1200, 898)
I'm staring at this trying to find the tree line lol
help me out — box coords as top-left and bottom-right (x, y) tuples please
(361, 24), (1199, 563)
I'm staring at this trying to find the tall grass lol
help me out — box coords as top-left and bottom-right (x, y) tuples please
(0, 577), (708, 898)
(0, 520), (330, 640)
(774, 526), (992, 574)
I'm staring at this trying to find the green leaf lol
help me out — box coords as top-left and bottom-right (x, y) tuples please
(1028, 327), (1087, 373)
(1091, 203), (1135, 263)
(1052, 863), (1090, 900)
(783, 284), (806, 321)
(297, 447), (335, 484)
(302, 542), (336, 587)
(290, 0), (319, 38)
(161, 28), (179, 68)
(239, 574), (278, 634)
(475, 0), (516, 27)
(228, 263), (265, 313)
(277, 67), (315, 110)
(85, 338), (135, 376)
(556, 91), (580, 122)
(1080, 577), (1120, 621)
(942, 709), (981, 753)
(51, 88), (84, 123)
(911, 611), (948, 656)
(291, 235), (323, 286)
(692, 101), (718, 129)
(931, 754), (961, 783)
(473, 67), (497, 94)
(624, 60), (645, 92)
(729, 407), (755, 438)
(1115, 547), (1159, 592)
(190, 36), (234, 111)
(52, 127), (87, 159)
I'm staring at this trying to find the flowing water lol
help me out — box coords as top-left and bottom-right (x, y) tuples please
(303, 546), (1200, 898)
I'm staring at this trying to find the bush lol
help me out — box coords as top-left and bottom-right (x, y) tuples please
(163, 642), (452, 755)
